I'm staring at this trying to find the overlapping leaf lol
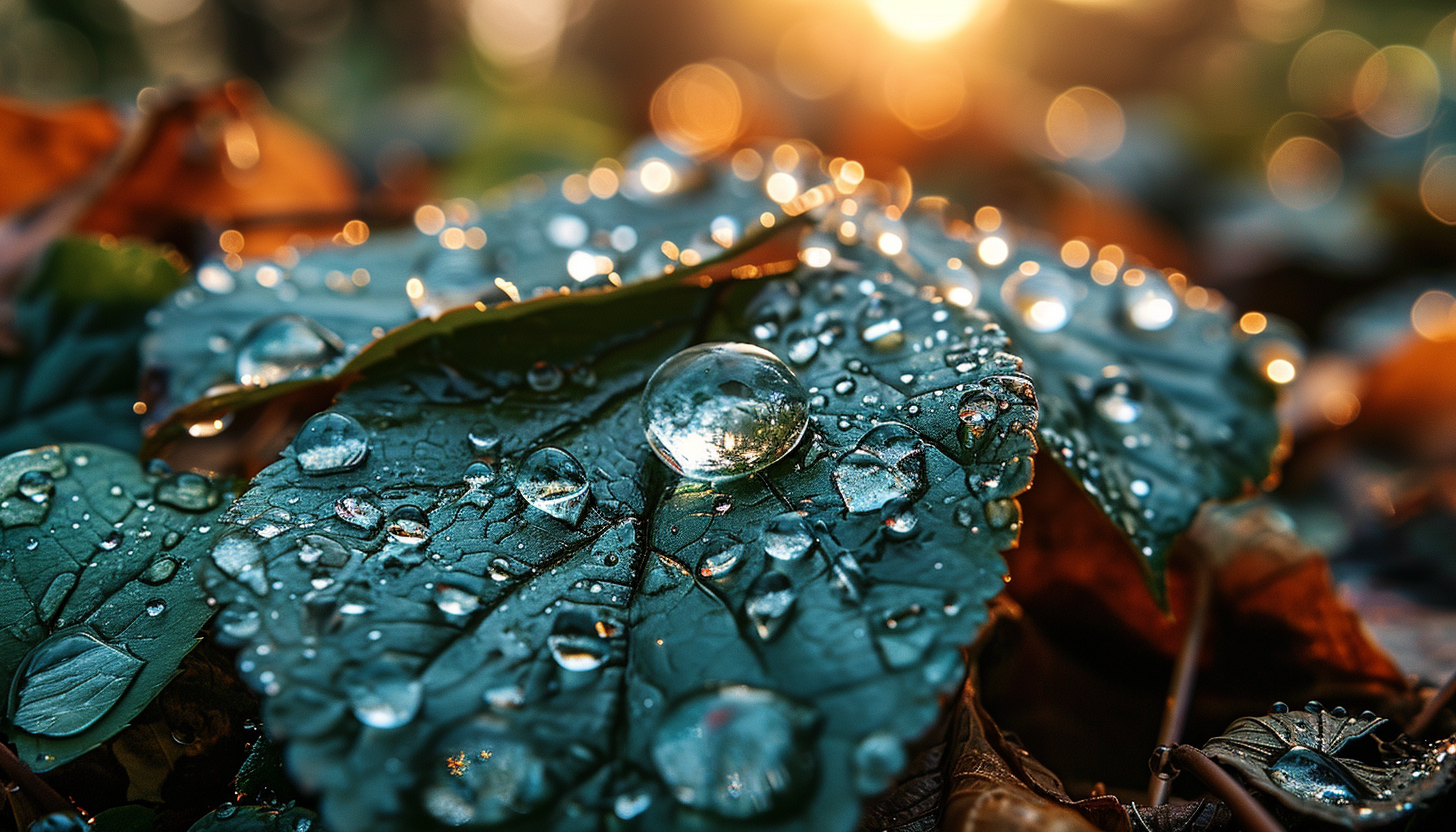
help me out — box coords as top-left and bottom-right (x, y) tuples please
(1, 237), (185, 456)
(141, 140), (832, 427)
(895, 204), (1280, 596)
(198, 259), (1037, 832)
(0, 444), (228, 769)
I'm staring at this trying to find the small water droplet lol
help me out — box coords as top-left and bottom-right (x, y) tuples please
(144, 598), (166, 617)
(462, 462), (497, 491)
(385, 506), (430, 546)
(880, 498), (918, 537)
(697, 535), (745, 579)
(17, 470), (53, 504)
(235, 314), (344, 386)
(515, 447), (590, 524)
(435, 585), (481, 616)
(856, 294), (904, 349)
(650, 685), (816, 819)
(641, 343), (810, 481)
(210, 537), (269, 595)
(294, 413), (369, 474)
(984, 498), (1019, 529)
(1094, 378), (1143, 424)
(467, 426), (501, 458)
(346, 662), (423, 729)
(745, 572), (796, 639)
(156, 472), (219, 511)
(1003, 267), (1076, 333)
(762, 513), (814, 561)
(832, 423), (927, 514)
(140, 557), (179, 585)
(334, 486), (384, 530)
(1124, 279), (1178, 331)
(614, 790), (653, 820)
(527, 361), (564, 392)
(98, 530), (123, 551)
(548, 610), (613, 671)
(488, 557), (513, 582)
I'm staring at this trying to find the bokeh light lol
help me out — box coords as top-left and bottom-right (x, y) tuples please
(650, 63), (745, 157)
(864, 0), (992, 42)
(1351, 45), (1441, 138)
(1045, 87), (1125, 162)
(1289, 30), (1377, 117)
(1266, 135), (1342, 210)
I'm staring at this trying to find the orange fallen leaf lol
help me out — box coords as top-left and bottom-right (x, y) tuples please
(0, 96), (121, 218)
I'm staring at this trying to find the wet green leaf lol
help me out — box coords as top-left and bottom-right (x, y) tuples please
(897, 205), (1280, 596)
(1202, 702), (1456, 828)
(0, 237), (185, 456)
(198, 258), (1036, 831)
(141, 140), (830, 427)
(0, 444), (228, 769)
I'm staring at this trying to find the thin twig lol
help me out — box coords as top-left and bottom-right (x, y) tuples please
(1168, 744), (1287, 832)
(1148, 557), (1214, 806)
(0, 743), (73, 817)
(1408, 666), (1456, 738)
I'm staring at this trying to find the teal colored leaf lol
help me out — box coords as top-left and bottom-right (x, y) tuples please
(141, 140), (832, 427)
(0, 444), (228, 769)
(198, 259), (1036, 831)
(0, 237), (186, 456)
(894, 205), (1281, 596)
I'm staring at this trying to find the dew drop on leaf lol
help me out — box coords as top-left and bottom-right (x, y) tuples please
(832, 422), (928, 514)
(346, 662), (423, 729)
(650, 686), (816, 819)
(155, 472), (219, 512)
(744, 572), (796, 640)
(17, 470), (53, 504)
(334, 486), (384, 530)
(235, 314), (344, 387)
(641, 343), (810, 481)
(1002, 266), (1077, 333)
(515, 447), (590, 524)
(385, 506), (430, 546)
(761, 512), (814, 561)
(293, 413), (369, 474)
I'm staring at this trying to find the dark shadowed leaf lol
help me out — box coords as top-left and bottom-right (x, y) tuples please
(0, 444), (228, 769)
(1202, 702), (1456, 828)
(140, 140), (831, 426)
(186, 805), (321, 832)
(198, 257), (1036, 832)
(0, 237), (185, 456)
(898, 204), (1280, 598)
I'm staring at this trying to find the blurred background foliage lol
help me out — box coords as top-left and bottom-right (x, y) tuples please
(2, 0), (1456, 681)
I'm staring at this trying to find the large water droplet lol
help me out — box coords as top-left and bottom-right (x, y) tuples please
(651, 686), (816, 819)
(293, 413), (369, 474)
(16, 470), (53, 504)
(856, 295), (904, 350)
(1124, 280), (1178, 331)
(515, 447), (590, 524)
(155, 472), (219, 512)
(211, 537), (269, 595)
(334, 486), (384, 530)
(547, 610), (614, 672)
(641, 343), (810, 482)
(1002, 267), (1077, 333)
(422, 718), (549, 825)
(467, 426), (501, 458)
(235, 314), (344, 386)
(347, 662), (423, 729)
(1268, 746), (1367, 805)
(745, 572), (796, 640)
(832, 423), (927, 514)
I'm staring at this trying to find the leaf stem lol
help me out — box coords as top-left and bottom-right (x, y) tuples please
(0, 742), (73, 817)
(1147, 556), (1213, 806)
(1168, 744), (1286, 832)
(1408, 666), (1456, 738)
